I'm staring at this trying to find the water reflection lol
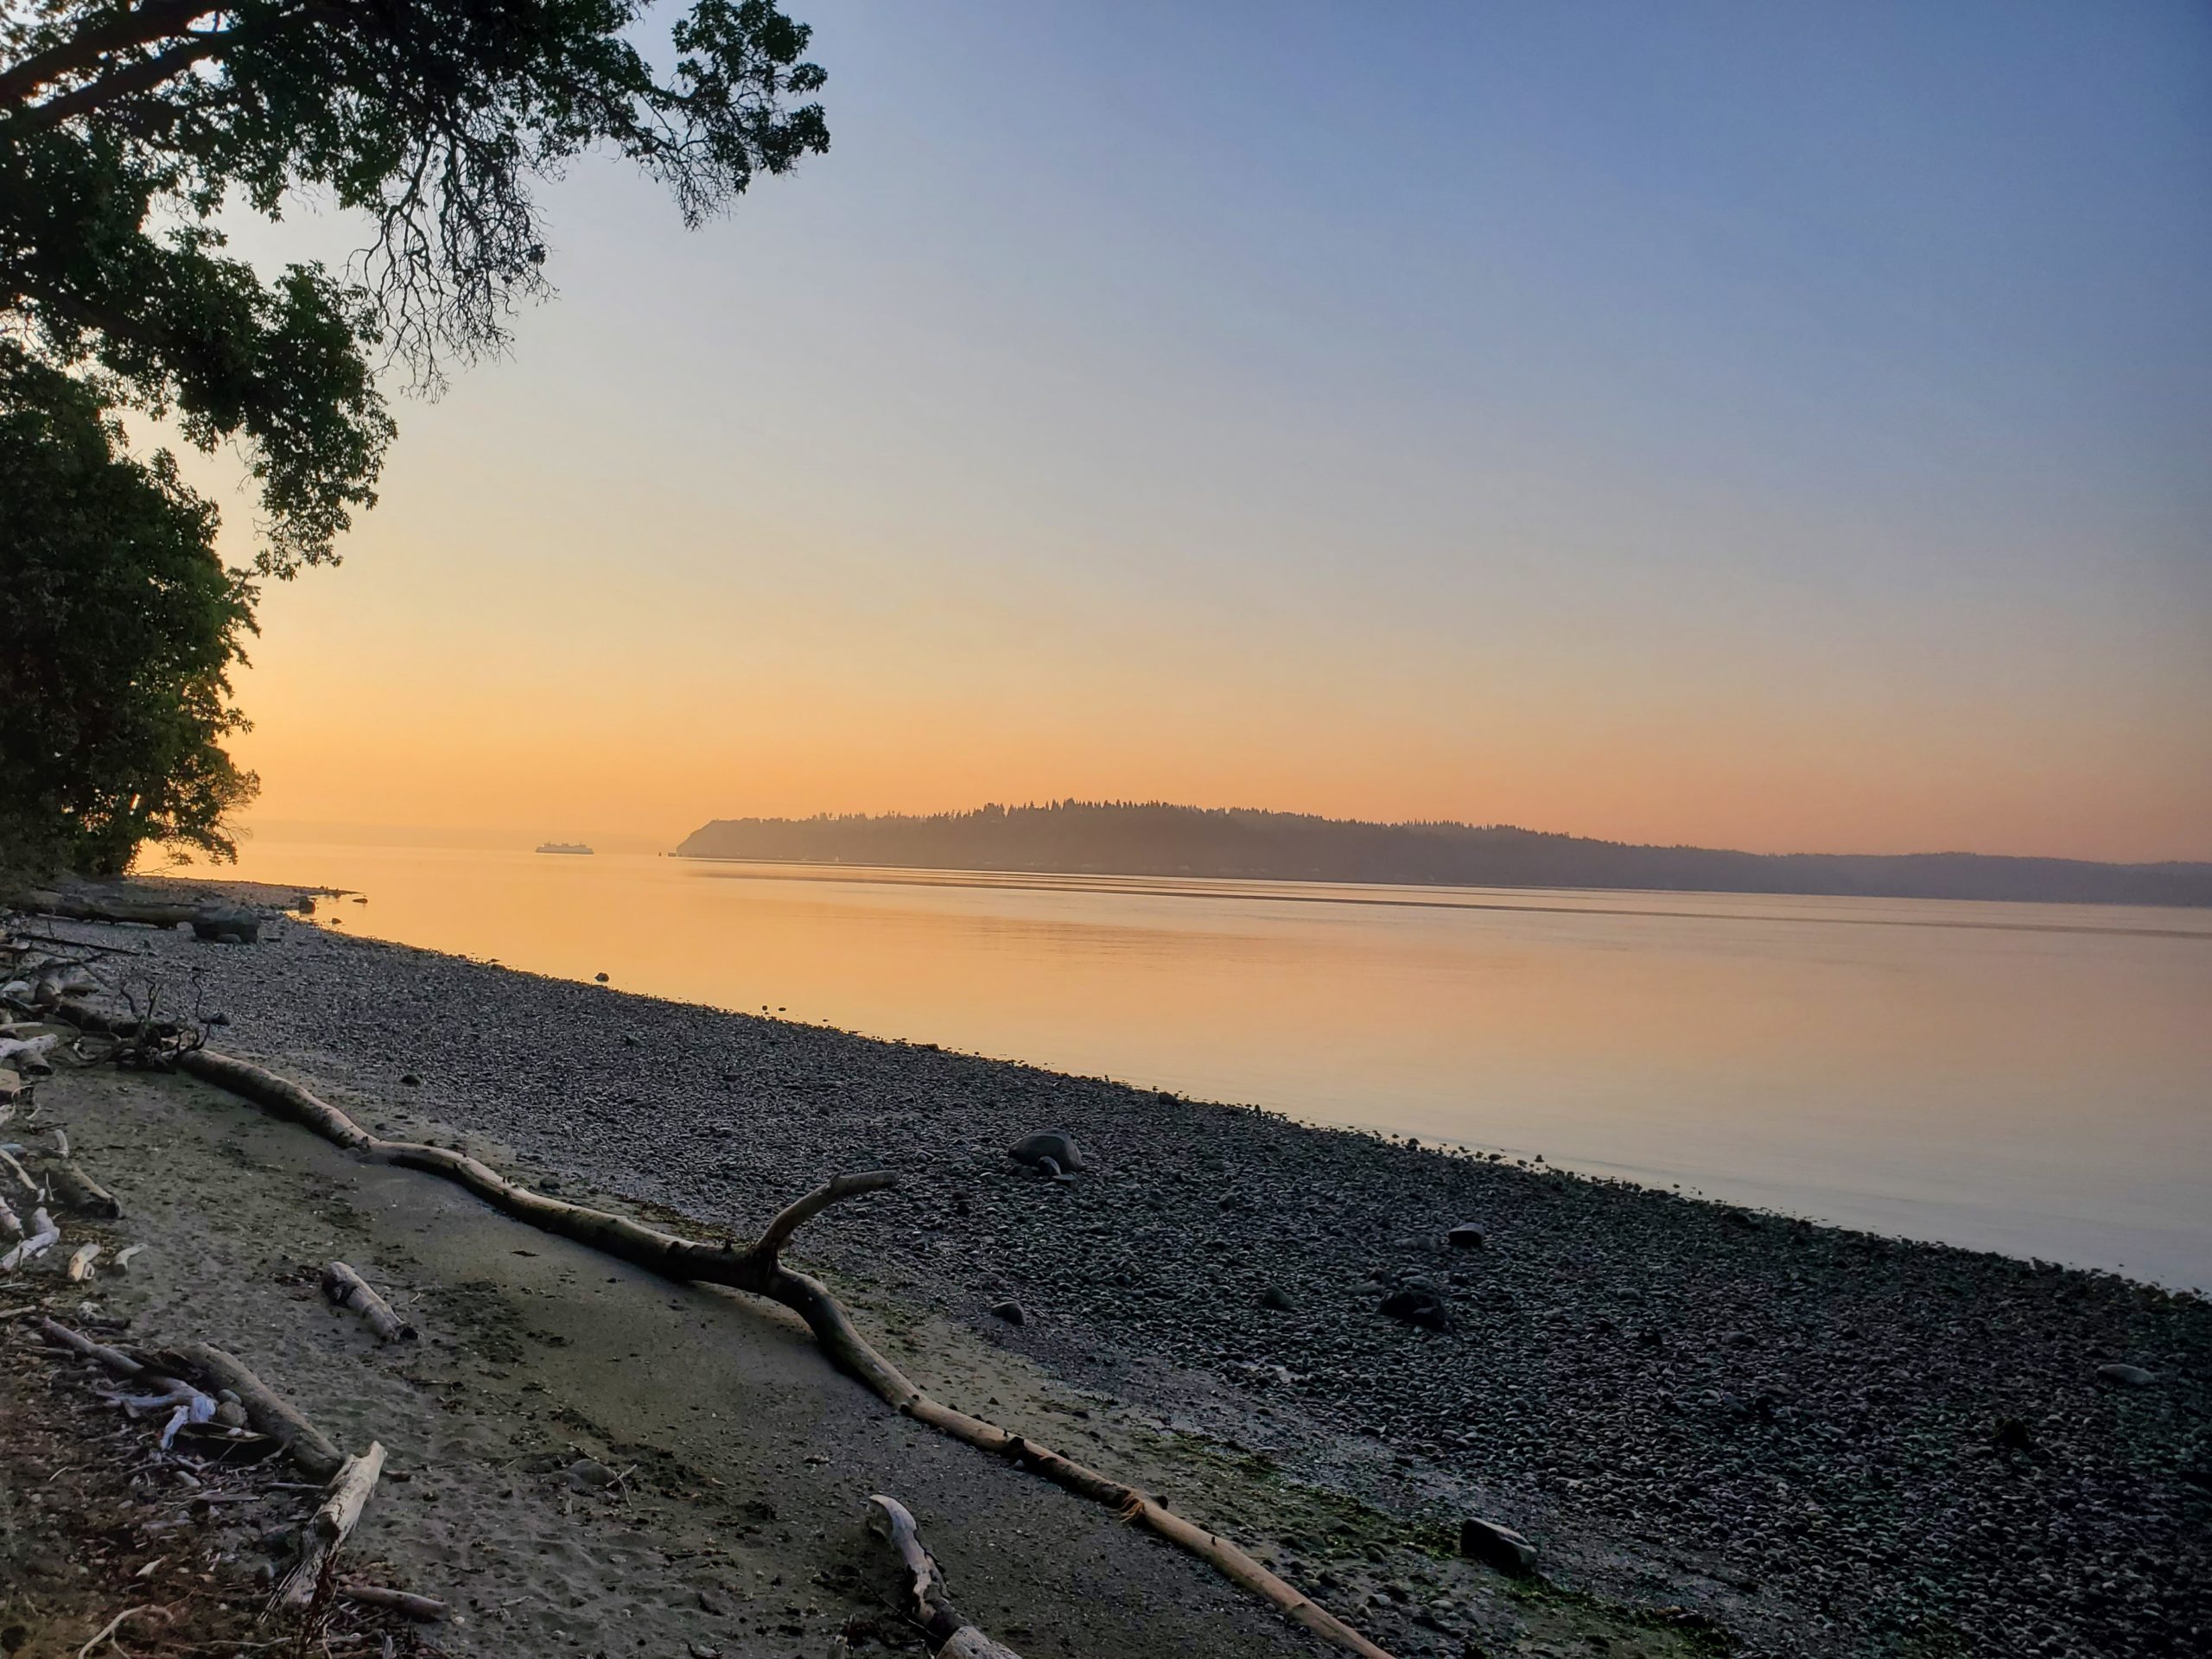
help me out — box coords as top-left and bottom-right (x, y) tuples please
(181, 844), (2212, 1286)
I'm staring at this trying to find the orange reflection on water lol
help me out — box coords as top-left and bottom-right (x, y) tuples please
(179, 844), (2212, 1286)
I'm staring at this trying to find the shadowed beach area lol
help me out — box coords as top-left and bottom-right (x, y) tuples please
(7, 893), (2202, 1659)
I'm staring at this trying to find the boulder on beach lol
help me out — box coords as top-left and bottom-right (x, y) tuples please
(190, 903), (259, 944)
(1447, 1224), (1486, 1249)
(1381, 1278), (1450, 1331)
(1459, 1517), (1538, 1576)
(1008, 1129), (1086, 1173)
(2096, 1362), (2158, 1388)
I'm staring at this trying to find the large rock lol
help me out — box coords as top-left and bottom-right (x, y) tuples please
(190, 903), (258, 944)
(1446, 1224), (1487, 1249)
(1008, 1129), (1086, 1174)
(1380, 1278), (1450, 1331)
(1459, 1517), (1538, 1575)
(2096, 1363), (2158, 1388)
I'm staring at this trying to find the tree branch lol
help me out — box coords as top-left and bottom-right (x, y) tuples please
(0, 0), (215, 106)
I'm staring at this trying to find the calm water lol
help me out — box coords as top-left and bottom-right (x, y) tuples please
(181, 843), (2212, 1287)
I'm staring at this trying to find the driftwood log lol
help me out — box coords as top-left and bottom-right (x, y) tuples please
(275, 1441), (386, 1611)
(2, 1205), (59, 1270)
(66, 1241), (102, 1281)
(867, 1494), (1024, 1659)
(150, 1039), (1393, 1659)
(321, 1262), (416, 1341)
(147, 1340), (345, 1479)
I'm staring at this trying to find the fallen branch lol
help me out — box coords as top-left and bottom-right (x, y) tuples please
(149, 1038), (1394, 1658)
(321, 1262), (416, 1341)
(275, 1442), (386, 1611)
(867, 1494), (1024, 1658)
(338, 1581), (446, 1621)
(39, 1315), (145, 1376)
(74, 1604), (168, 1658)
(67, 1242), (102, 1281)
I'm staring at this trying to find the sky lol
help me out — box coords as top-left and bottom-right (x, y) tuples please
(194, 1), (2212, 861)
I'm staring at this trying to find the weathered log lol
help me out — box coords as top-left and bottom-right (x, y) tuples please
(47, 1158), (120, 1217)
(2, 1206), (59, 1269)
(148, 1341), (344, 1479)
(155, 1039), (1395, 1659)
(338, 1581), (446, 1621)
(275, 1442), (385, 1611)
(13, 889), (198, 929)
(321, 1262), (416, 1341)
(866, 1494), (1025, 1659)
(66, 1242), (102, 1281)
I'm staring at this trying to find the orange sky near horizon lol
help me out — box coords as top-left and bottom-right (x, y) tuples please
(181, 6), (2212, 868)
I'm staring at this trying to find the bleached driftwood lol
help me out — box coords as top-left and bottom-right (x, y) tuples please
(0, 1192), (18, 1237)
(275, 1442), (386, 1611)
(321, 1262), (416, 1341)
(146, 1341), (344, 1478)
(67, 1242), (102, 1281)
(2, 1206), (59, 1269)
(149, 1039), (1395, 1659)
(48, 1157), (120, 1218)
(113, 1243), (144, 1272)
(339, 1582), (446, 1621)
(867, 1494), (1024, 1659)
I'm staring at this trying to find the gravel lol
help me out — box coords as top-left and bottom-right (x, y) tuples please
(88, 916), (2212, 1658)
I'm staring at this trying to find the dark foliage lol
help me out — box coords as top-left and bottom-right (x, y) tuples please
(0, 346), (257, 874)
(0, 0), (828, 868)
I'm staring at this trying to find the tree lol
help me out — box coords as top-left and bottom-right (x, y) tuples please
(1, 347), (257, 874)
(0, 0), (829, 869)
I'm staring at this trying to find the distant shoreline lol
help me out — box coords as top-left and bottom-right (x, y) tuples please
(673, 853), (2212, 936)
(676, 801), (2212, 909)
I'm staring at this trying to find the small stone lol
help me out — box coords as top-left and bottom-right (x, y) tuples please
(1458, 1517), (1537, 1576)
(400, 1072), (421, 1086)
(564, 1459), (617, 1491)
(696, 1588), (730, 1616)
(1446, 1224), (1486, 1249)
(594, 972), (610, 983)
(1009, 1130), (1086, 1173)
(989, 1300), (1026, 1326)
(1722, 1208), (1759, 1230)
(2096, 1363), (2157, 1387)
(1259, 1285), (1294, 1311)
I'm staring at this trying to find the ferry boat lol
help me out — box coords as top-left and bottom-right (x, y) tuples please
(535, 842), (594, 855)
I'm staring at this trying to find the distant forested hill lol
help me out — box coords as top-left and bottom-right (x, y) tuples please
(675, 802), (2212, 907)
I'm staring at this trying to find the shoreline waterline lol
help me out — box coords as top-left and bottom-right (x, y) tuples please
(160, 842), (2212, 1287)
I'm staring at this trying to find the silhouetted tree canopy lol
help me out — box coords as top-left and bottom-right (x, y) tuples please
(0, 0), (826, 870)
(3, 0), (829, 573)
(1, 349), (257, 873)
